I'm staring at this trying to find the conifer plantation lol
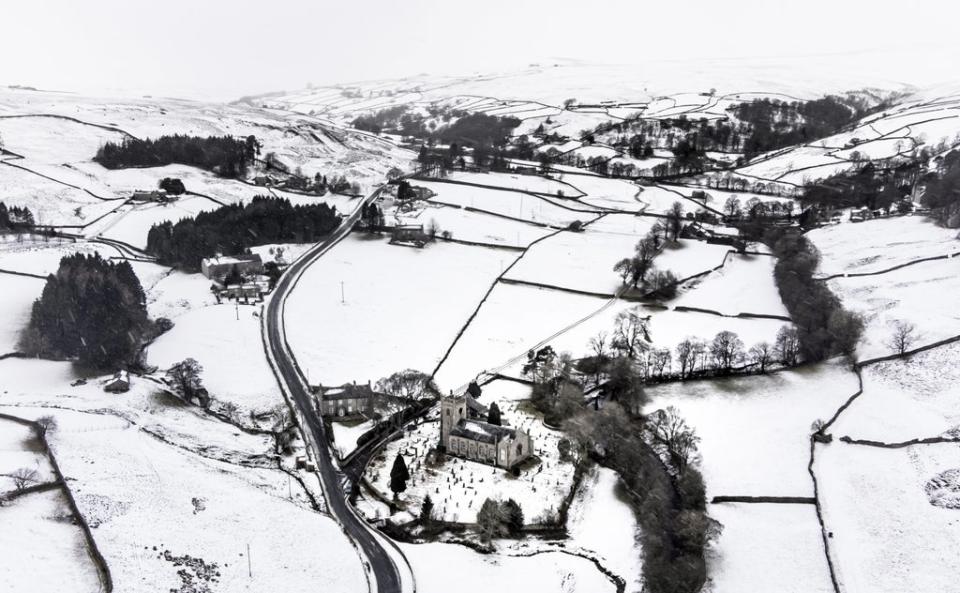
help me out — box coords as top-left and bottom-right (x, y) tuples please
(146, 196), (341, 271)
(21, 253), (151, 369)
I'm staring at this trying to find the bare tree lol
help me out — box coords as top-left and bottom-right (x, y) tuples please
(723, 195), (742, 218)
(11, 467), (39, 491)
(886, 320), (917, 355)
(35, 415), (57, 438)
(644, 406), (701, 473)
(675, 338), (697, 378)
(775, 326), (801, 366)
(611, 308), (651, 359)
(376, 369), (438, 401)
(167, 358), (205, 406)
(749, 342), (773, 373)
(650, 348), (672, 378)
(710, 330), (744, 373)
(588, 332), (609, 385)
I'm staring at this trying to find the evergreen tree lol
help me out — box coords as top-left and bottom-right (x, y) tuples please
(487, 402), (502, 426)
(389, 453), (410, 498)
(419, 494), (434, 525)
(501, 499), (524, 534)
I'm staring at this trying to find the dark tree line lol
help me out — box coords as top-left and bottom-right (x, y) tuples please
(21, 253), (152, 369)
(803, 161), (917, 211)
(145, 196), (341, 271)
(734, 96), (868, 159)
(95, 134), (261, 178)
(766, 230), (863, 361)
(0, 202), (35, 230)
(921, 148), (960, 227)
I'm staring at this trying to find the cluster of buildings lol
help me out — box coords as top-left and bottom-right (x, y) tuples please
(200, 254), (271, 300)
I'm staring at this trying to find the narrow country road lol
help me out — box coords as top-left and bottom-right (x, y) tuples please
(262, 185), (407, 593)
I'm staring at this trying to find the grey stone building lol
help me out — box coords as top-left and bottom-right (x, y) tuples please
(439, 394), (532, 469)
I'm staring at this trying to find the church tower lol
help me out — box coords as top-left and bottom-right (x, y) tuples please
(439, 393), (467, 450)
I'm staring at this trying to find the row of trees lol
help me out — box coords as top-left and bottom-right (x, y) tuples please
(521, 340), (714, 593)
(613, 203), (684, 293)
(95, 135), (261, 178)
(767, 230), (864, 361)
(20, 253), (154, 369)
(0, 202), (35, 230)
(145, 196), (341, 270)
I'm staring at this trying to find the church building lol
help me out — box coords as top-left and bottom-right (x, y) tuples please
(439, 394), (532, 469)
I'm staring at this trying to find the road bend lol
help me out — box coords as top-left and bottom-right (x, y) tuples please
(262, 186), (408, 593)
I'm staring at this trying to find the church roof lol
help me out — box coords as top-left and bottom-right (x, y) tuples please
(449, 419), (517, 445)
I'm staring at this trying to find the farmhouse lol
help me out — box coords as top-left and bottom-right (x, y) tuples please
(103, 370), (130, 393)
(131, 189), (171, 203)
(313, 382), (374, 418)
(439, 394), (532, 469)
(200, 254), (263, 280)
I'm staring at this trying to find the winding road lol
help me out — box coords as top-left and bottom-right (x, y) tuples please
(262, 185), (407, 593)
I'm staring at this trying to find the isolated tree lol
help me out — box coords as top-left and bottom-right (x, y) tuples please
(724, 195), (742, 218)
(376, 369), (438, 401)
(666, 201), (685, 241)
(35, 415), (57, 438)
(501, 499), (524, 534)
(710, 330), (744, 373)
(420, 494), (435, 525)
(611, 308), (651, 359)
(167, 358), (205, 404)
(644, 406), (701, 473)
(11, 467), (39, 491)
(477, 498), (505, 542)
(887, 320), (916, 355)
(389, 453), (409, 498)
(749, 342), (773, 373)
(487, 402), (502, 426)
(775, 326), (801, 366)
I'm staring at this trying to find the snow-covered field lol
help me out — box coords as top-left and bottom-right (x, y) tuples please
(364, 399), (574, 524)
(395, 202), (554, 248)
(706, 503), (833, 593)
(808, 216), (959, 277)
(815, 442), (960, 593)
(286, 235), (507, 387)
(0, 359), (364, 593)
(566, 466), (644, 593)
(503, 219), (654, 294)
(645, 361), (858, 497)
(830, 341), (960, 442)
(147, 303), (282, 416)
(402, 541), (617, 593)
(0, 487), (102, 593)
(418, 178), (585, 227)
(97, 195), (219, 249)
(652, 240), (733, 280)
(0, 273), (42, 354)
(673, 253), (789, 317)
(828, 257), (960, 359)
